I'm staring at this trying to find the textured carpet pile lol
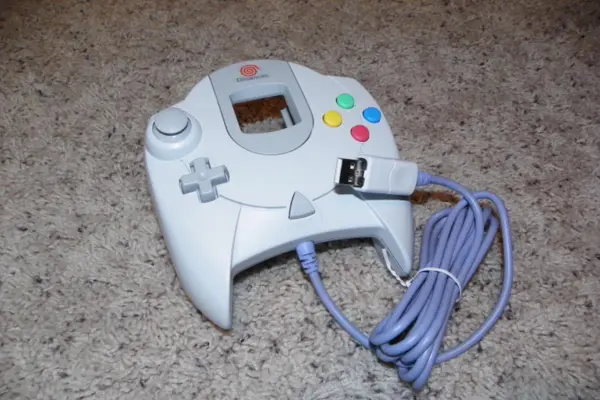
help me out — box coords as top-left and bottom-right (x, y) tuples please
(1, 1), (599, 399)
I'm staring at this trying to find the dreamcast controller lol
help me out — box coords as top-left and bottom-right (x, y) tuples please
(144, 60), (415, 329)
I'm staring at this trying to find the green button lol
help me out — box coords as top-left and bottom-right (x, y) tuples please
(336, 93), (355, 109)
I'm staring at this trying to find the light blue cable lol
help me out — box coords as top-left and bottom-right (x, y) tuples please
(295, 171), (513, 391)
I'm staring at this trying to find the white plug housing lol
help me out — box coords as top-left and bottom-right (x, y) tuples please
(334, 156), (419, 196)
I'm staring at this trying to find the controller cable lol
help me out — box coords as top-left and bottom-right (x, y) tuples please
(296, 170), (513, 391)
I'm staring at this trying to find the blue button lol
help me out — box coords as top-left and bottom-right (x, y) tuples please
(362, 107), (381, 123)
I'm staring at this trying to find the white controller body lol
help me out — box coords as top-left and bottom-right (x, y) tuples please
(144, 60), (415, 329)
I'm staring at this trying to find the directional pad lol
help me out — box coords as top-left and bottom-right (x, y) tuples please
(179, 157), (229, 203)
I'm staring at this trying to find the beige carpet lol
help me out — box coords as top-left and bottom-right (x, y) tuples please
(1, 0), (600, 399)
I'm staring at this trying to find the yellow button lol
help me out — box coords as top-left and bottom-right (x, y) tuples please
(323, 111), (342, 128)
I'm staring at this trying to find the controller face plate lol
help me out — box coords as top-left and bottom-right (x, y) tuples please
(144, 60), (414, 329)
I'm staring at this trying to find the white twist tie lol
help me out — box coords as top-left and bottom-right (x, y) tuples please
(383, 251), (462, 302)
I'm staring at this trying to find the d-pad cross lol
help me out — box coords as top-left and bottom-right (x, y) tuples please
(179, 157), (229, 203)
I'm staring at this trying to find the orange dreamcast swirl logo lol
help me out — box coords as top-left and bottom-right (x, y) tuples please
(240, 64), (260, 77)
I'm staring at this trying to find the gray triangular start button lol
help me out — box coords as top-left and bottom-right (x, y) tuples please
(288, 191), (315, 220)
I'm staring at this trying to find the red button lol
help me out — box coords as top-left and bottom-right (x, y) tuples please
(351, 125), (370, 142)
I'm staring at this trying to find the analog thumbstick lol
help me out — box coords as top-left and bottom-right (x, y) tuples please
(153, 108), (190, 136)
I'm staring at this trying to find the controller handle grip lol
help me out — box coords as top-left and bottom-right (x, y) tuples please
(146, 151), (241, 330)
